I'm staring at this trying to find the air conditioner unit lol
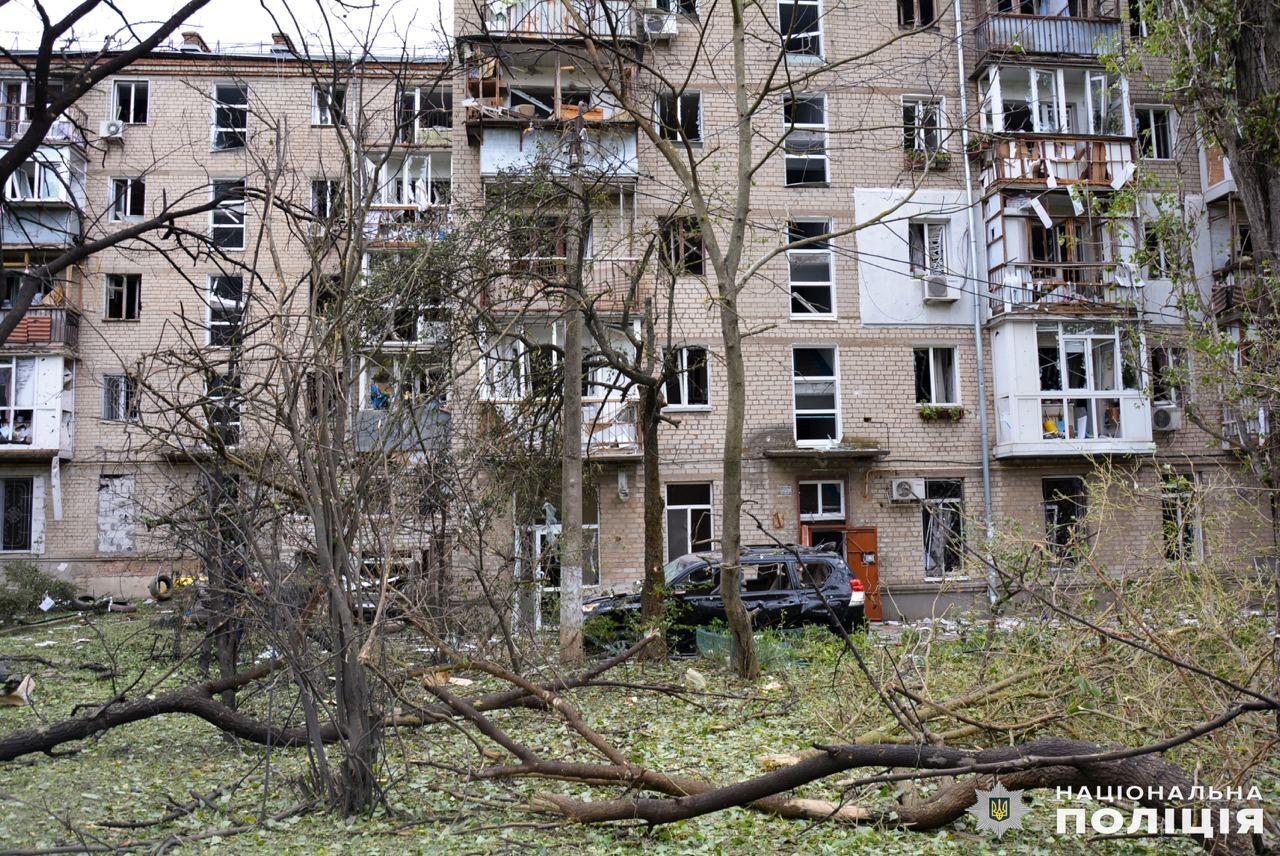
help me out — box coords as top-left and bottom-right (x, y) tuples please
(642, 10), (678, 39)
(1152, 404), (1183, 432)
(99, 119), (126, 140)
(921, 274), (959, 304)
(890, 478), (926, 503)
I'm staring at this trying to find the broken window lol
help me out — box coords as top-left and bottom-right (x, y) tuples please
(666, 482), (713, 561)
(205, 371), (241, 446)
(778, 0), (822, 55)
(789, 219), (834, 316)
(210, 179), (246, 250)
(109, 176), (146, 220)
(1042, 476), (1086, 561)
(114, 80), (149, 124)
(664, 346), (710, 408)
(1149, 345), (1186, 405)
(101, 374), (138, 422)
(0, 477), (34, 551)
(657, 91), (702, 143)
(922, 479), (963, 578)
(742, 562), (790, 592)
(1135, 106), (1173, 159)
(661, 216), (704, 275)
(212, 82), (249, 150)
(104, 274), (141, 320)
(398, 86), (452, 143)
(313, 84), (346, 126)
(207, 275), (244, 347)
(903, 97), (943, 152)
(520, 485), (601, 589)
(913, 346), (958, 405)
(1161, 471), (1201, 562)
(0, 357), (36, 445)
(783, 94), (828, 185)
(792, 346), (839, 444)
(898, 0), (936, 26)
(311, 179), (342, 221)
(908, 220), (947, 275)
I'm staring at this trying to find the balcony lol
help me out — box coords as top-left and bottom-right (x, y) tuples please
(994, 391), (1153, 457)
(481, 397), (640, 459)
(0, 305), (80, 349)
(0, 354), (75, 459)
(1222, 401), (1269, 449)
(469, 0), (638, 40)
(362, 207), (450, 246)
(355, 403), (451, 454)
(989, 262), (1139, 316)
(1209, 264), (1260, 318)
(975, 12), (1121, 59)
(478, 125), (638, 177)
(979, 135), (1135, 189)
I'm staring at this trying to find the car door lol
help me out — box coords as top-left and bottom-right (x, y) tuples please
(739, 560), (795, 629)
(671, 562), (721, 627)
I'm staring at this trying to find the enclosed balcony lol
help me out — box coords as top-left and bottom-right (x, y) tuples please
(479, 126), (637, 176)
(0, 145), (86, 247)
(990, 320), (1154, 458)
(975, 0), (1121, 59)
(466, 0), (638, 40)
(989, 262), (1139, 315)
(0, 354), (75, 458)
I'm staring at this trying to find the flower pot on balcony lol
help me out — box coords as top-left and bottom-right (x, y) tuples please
(905, 149), (951, 171)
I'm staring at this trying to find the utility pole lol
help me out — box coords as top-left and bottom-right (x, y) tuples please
(559, 107), (586, 662)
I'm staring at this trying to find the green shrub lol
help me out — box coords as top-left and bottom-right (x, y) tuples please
(0, 560), (77, 623)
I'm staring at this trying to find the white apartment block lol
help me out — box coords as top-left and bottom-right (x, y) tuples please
(0, 2), (1269, 619)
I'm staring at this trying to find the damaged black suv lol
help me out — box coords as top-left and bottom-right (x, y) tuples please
(582, 543), (866, 648)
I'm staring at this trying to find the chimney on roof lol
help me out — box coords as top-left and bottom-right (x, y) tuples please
(270, 32), (295, 54)
(180, 31), (210, 53)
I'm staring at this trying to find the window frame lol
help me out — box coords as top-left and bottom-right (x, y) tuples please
(664, 346), (711, 410)
(656, 90), (703, 143)
(902, 96), (945, 153)
(211, 82), (249, 151)
(0, 356), (37, 446)
(205, 371), (242, 447)
(922, 479), (964, 580)
(783, 93), (828, 186)
(777, 0), (823, 57)
(112, 79), (149, 125)
(207, 274), (245, 348)
(897, 0), (937, 27)
(398, 86), (453, 143)
(1161, 471), (1202, 563)
(103, 273), (141, 321)
(798, 479), (844, 521)
(913, 345), (960, 406)
(791, 345), (841, 446)
(665, 482), (714, 562)
(1134, 105), (1175, 160)
(108, 176), (146, 221)
(0, 477), (37, 552)
(908, 219), (948, 276)
(311, 178), (342, 220)
(210, 178), (247, 251)
(1042, 476), (1087, 562)
(101, 374), (138, 422)
(661, 216), (704, 276)
(1149, 345), (1187, 405)
(312, 83), (347, 126)
(788, 218), (836, 318)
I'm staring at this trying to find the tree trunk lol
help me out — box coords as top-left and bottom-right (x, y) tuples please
(328, 581), (379, 815)
(559, 168), (586, 664)
(638, 382), (667, 660)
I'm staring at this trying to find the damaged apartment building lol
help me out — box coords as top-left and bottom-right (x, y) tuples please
(0, 0), (1270, 619)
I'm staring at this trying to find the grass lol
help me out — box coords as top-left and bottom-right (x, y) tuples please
(0, 607), (1270, 854)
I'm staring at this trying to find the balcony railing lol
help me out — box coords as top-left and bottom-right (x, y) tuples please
(989, 262), (1139, 315)
(1209, 265), (1261, 316)
(483, 397), (640, 456)
(478, 0), (637, 38)
(361, 206), (449, 245)
(976, 13), (1121, 57)
(994, 390), (1154, 457)
(980, 135), (1135, 189)
(0, 305), (80, 348)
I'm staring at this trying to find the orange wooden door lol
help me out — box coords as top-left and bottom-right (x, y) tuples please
(846, 526), (882, 621)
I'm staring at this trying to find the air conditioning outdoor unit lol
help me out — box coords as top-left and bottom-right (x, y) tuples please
(99, 119), (126, 140)
(642, 10), (678, 39)
(1152, 404), (1183, 432)
(921, 274), (959, 304)
(890, 478), (926, 503)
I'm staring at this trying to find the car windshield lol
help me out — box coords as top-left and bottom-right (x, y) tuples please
(663, 556), (701, 584)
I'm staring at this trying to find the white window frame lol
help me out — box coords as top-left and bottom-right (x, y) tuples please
(1134, 105), (1175, 160)
(205, 372), (241, 446)
(902, 96), (945, 152)
(108, 176), (145, 221)
(207, 275), (244, 348)
(665, 482), (714, 561)
(367, 153), (450, 208)
(792, 345), (841, 447)
(922, 478), (964, 580)
(210, 179), (246, 250)
(665, 346), (711, 410)
(656, 90), (703, 143)
(788, 218), (835, 318)
(913, 345), (960, 406)
(778, 0), (823, 56)
(1161, 471), (1202, 563)
(782, 93), (828, 186)
(798, 479), (844, 521)
(211, 82), (249, 150)
(0, 356), (37, 446)
(101, 374), (138, 422)
(908, 219), (947, 276)
(103, 273), (141, 321)
(398, 86), (452, 143)
(359, 352), (438, 411)
(312, 84), (346, 126)
(113, 79), (149, 125)
(5, 154), (66, 202)
(1149, 345), (1187, 405)
(1, 78), (30, 140)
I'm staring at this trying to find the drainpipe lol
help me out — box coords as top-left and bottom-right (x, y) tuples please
(952, 0), (998, 605)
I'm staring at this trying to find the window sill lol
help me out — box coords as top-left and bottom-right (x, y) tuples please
(101, 317), (140, 322)
(789, 313), (838, 322)
(664, 405), (712, 413)
(784, 52), (825, 62)
(784, 182), (831, 189)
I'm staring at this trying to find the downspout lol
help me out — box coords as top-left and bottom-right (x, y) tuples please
(952, 0), (998, 605)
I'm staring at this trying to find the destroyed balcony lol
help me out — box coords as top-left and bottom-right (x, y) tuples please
(975, 7), (1121, 60)
(0, 353), (75, 459)
(988, 262), (1140, 316)
(361, 206), (450, 246)
(466, 0), (639, 41)
(0, 305), (81, 350)
(979, 135), (1135, 190)
(1222, 401), (1269, 450)
(480, 398), (641, 460)
(1209, 263), (1261, 319)
(355, 403), (451, 455)
(478, 126), (637, 176)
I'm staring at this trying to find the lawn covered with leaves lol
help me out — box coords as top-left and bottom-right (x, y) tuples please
(0, 601), (1270, 854)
